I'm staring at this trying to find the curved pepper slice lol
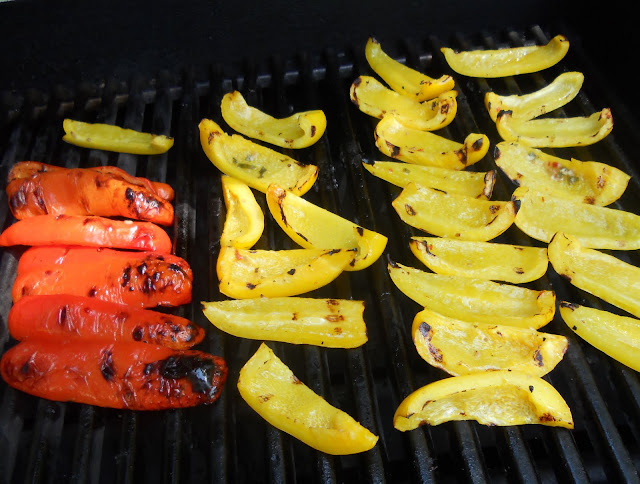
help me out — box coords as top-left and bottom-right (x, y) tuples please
(350, 76), (457, 131)
(0, 338), (227, 410)
(220, 175), (264, 248)
(559, 302), (640, 372)
(63, 119), (174, 154)
(496, 108), (613, 148)
(238, 343), (378, 454)
(217, 246), (356, 299)
(202, 297), (367, 348)
(441, 35), (570, 78)
(512, 187), (640, 249)
(220, 90), (326, 148)
(392, 183), (516, 241)
(374, 115), (489, 169)
(485, 72), (584, 121)
(198, 119), (318, 196)
(410, 237), (548, 284)
(365, 37), (454, 101)
(393, 370), (574, 430)
(495, 141), (629, 206)
(388, 262), (555, 329)
(0, 214), (172, 253)
(266, 184), (387, 271)
(548, 232), (640, 318)
(412, 308), (567, 377)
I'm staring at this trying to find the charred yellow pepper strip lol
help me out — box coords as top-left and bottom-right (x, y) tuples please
(496, 108), (613, 148)
(199, 119), (318, 196)
(62, 119), (174, 154)
(217, 246), (356, 299)
(365, 37), (454, 101)
(350, 76), (457, 131)
(388, 262), (555, 329)
(374, 115), (489, 169)
(512, 187), (640, 249)
(392, 183), (515, 241)
(220, 175), (264, 248)
(441, 35), (570, 78)
(410, 237), (548, 284)
(202, 297), (367, 348)
(220, 91), (326, 149)
(496, 142), (629, 206)
(412, 308), (567, 377)
(485, 72), (584, 121)
(548, 233), (640, 319)
(560, 302), (640, 372)
(363, 161), (495, 199)
(265, 184), (387, 271)
(393, 370), (574, 430)
(238, 343), (379, 454)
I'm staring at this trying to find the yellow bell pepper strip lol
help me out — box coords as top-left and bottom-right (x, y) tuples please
(409, 237), (548, 284)
(364, 37), (454, 102)
(238, 343), (379, 454)
(559, 302), (640, 372)
(512, 187), (640, 249)
(441, 35), (570, 78)
(548, 232), (640, 319)
(350, 76), (457, 131)
(411, 308), (568, 377)
(363, 161), (495, 199)
(495, 141), (629, 206)
(220, 175), (264, 248)
(392, 183), (516, 241)
(388, 262), (555, 329)
(202, 297), (367, 348)
(265, 184), (387, 271)
(485, 72), (584, 121)
(393, 370), (574, 430)
(62, 119), (174, 154)
(220, 90), (326, 149)
(374, 114), (489, 169)
(495, 108), (613, 148)
(216, 246), (356, 299)
(198, 119), (318, 196)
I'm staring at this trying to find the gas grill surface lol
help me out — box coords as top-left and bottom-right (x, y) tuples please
(1, 22), (640, 484)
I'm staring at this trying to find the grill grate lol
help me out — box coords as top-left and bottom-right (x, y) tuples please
(1, 25), (640, 483)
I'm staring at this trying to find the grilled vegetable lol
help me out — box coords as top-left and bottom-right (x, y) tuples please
(7, 162), (174, 226)
(217, 246), (356, 299)
(559, 301), (640, 372)
(198, 119), (318, 196)
(220, 90), (326, 148)
(350, 76), (457, 131)
(266, 184), (387, 271)
(220, 175), (264, 248)
(411, 308), (567, 377)
(0, 339), (227, 410)
(13, 246), (192, 308)
(388, 261), (555, 329)
(441, 34), (570, 78)
(495, 141), (629, 206)
(62, 119), (174, 154)
(237, 343), (378, 454)
(9, 295), (204, 350)
(0, 214), (172, 253)
(392, 183), (516, 241)
(393, 370), (573, 430)
(374, 115), (489, 169)
(485, 72), (584, 121)
(202, 297), (367, 348)
(364, 37), (454, 101)
(409, 237), (548, 283)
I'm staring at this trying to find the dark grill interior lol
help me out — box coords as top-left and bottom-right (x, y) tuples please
(2, 20), (640, 483)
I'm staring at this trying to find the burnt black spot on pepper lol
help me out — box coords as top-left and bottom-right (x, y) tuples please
(429, 344), (443, 362)
(327, 249), (341, 255)
(455, 147), (467, 163)
(353, 76), (362, 87)
(534, 349), (544, 367)
(287, 268), (296, 275)
(58, 306), (67, 327)
(472, 137), (484, 151)
(168, 263), (184, 274)
(122, 266), (131, 287)
(95, 176), (104, 188)
(356, 226), (364, 236)
(572, 326), (577, 330)
(100, 350), (116, 381)
(310, 125), (316, 137)
(512, 198), (521, 213)
(144, 362), (155, 375)
(529, 385), (534, 392)
(125, 187), (135, 202)
(20, 361), (30, 375)
(9, 187), (27, 211)
(246, 283), (256, 290)
(441, 103), (450, 115)
(419, 322), (432, 338)
(88, 287), (98, 297)
(326, 314), (344, 322)
(132, 326), (144, 341)
(292, 312), (298, 321)
(514, 267), (524, 274)
(159, 355), (219, 396)
(296, 231), (308, 242)
(405, 204), (416, 216)
(137, 263), (147, 275)
(34, 186), (48, 213)
(327, 299), (339, 306)
(386, 141), (400, 157)
(142, 276), (156, 294)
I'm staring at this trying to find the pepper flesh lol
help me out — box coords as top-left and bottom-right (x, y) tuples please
(220, 175), (264, 249)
